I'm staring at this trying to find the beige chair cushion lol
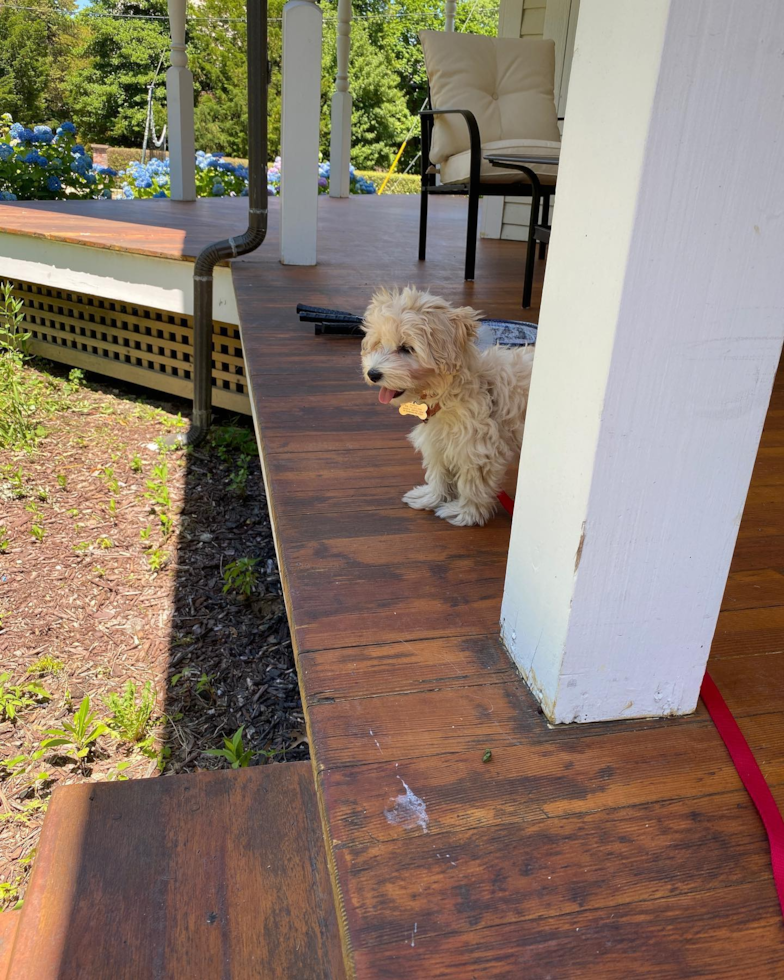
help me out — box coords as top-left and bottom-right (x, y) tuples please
(419, 31), (561, 164)
(440, 138), (560, 186)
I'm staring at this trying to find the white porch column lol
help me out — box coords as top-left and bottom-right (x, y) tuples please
(329, 0), (352, 198)
(166, 0), (196, 201)
(501, 0), (784, 724)
(280, 0), (323, 265)
(445, 0), (456, 32)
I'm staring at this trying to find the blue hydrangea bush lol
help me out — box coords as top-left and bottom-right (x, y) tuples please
(0, 115), (117, 201)
(120, 152), (250, 199)
(267, 157), (376, 196)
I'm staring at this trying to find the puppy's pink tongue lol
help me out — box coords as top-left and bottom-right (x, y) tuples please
(378, 387), (396, 405)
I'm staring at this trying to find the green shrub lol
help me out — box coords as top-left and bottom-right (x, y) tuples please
(355, 170), (420, 195)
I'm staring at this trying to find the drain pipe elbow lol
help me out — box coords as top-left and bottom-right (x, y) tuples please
(182, 0), (269, 447)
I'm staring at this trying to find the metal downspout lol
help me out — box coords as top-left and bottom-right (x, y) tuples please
(182, 0), (268, 445)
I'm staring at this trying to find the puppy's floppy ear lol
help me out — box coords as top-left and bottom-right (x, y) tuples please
(417, 302), (482, 375)
(447, 304), (482, 349)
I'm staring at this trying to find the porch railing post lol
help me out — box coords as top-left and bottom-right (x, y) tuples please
(445, 0), (457, 31)
(329, 0), (352, 197)
(280, 0), (323, 264)
(166, 0), (196, 201)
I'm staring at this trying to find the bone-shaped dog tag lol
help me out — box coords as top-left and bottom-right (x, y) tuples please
(399, 401), (428, 421)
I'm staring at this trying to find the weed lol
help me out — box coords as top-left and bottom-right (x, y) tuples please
(222, 557), (259, 598)
(27, 654), (65, 677)
(108, 498), (117, 518)
(210, 425), (257, 462)
(73, 541), (90, 553)
(228, 457), (249, 496)
(65, 368), (84, 392)
(196, 673), (215, 699)
(36, 486), (49, 502)
(96, 535), (113, 550)
(159, 512), (174, 538)
(56, 473), (68, 490)
(0, 673), (50, 721)
(0, 282), (45, 451)
(66, 507), (79, 517)
(140, 525), (151, 545)
(109, 760), (132, 781)
(203, 726), (254, 769)
(0, 876), (22, 910)
(104, 681), (156, 744)
(100, 466), (120, 494)
(2, 465), (26, 498)
(130, 454), (143, 473)
(0, 526), (8, 553)
(147, 547), (167, 573)
(30, 522), (45, 542)
(41, 695), (108, 764)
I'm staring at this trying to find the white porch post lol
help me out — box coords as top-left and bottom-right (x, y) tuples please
(445, 0), (456, 32)
(166, 0), (196, 201)
(501, 0), (784, 724)
(329, 0), (352, 198)
(280, 0), (323, 265)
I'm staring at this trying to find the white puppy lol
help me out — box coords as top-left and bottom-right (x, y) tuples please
(361, 286), (534, 526)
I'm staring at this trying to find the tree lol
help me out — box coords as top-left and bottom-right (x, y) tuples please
(67, 1), (169, 146)
(0, 0), (81, 125)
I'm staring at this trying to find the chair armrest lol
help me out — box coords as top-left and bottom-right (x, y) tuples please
(420, 108), (481, 187)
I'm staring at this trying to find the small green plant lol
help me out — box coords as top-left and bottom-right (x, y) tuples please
(93, 565), (107, 578)
(56, 473), (68, 490)
(228, 457), (249, 496)
(130, 454), (143, 473)
(0, 526), (8, 553)
(0, 876), (22, 910)
(41, 695), (108, 764)
(210, 425), (257, 462)
(147, 547), (167, 572)
(108, 498), (117, 517)
(2, 465), (26, 498)
(110, 760), (132, 781)
(30, 521), (45, 542)
(96, 535), (114, 550)
(36, 486), (49, 502)
(195, 673), (215, 699)
(104, 680), (156, 744)
(73, 540), (90, 553)
(66, 507), (79, 517)
(140, 524), (151, 544)
(159, 512), (174, 538)
(65, 368), (84, 392)
(27, 654), (65, 677)
(222, 558), (259, 598)
(204, 726), (254, 769)
(0, 673), (50, 721)
(100, 466), (120, 494)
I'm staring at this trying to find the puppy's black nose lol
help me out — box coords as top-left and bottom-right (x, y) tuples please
(367, 368), (383, 383)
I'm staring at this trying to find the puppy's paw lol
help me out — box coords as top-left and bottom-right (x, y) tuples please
(403, 484), (445, 511)
(435, 500), (494, 527)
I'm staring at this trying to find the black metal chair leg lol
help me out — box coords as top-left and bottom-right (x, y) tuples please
(465, 177), (479, 281)
(539, 192), (550, 259)
(419, 186), (429, 261)
(522, 179), (541, 309)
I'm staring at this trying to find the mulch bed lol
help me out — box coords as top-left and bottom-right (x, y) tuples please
(0, 361), (306, 909)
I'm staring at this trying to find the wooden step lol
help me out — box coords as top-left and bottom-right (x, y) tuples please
(0, 910), (20, 980)
(8, 763), (345, 980)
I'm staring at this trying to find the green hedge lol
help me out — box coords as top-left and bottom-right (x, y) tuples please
(355, 170), (420, 195)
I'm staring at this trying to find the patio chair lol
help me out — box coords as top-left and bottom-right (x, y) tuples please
(418, 31), (561, 297)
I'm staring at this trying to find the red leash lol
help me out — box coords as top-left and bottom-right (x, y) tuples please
(497, 490), (784, 918)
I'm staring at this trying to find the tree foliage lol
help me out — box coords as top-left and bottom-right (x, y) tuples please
(1, 0), (500, 169)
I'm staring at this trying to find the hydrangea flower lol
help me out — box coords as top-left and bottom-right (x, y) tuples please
(57, 121), (76, 135)
(122, 185), (134, 199)
(46, 175), (62, 192)
(94, 165), (118, 177)
(0, 144), (13, 161)
(212, 181), (225, 196)
(0, 191), (18, 201)
(152, 190), (168, 198)
(71, 144), (86, 157)
(134, 175), (153, 189)
(33, 126), (53, 144)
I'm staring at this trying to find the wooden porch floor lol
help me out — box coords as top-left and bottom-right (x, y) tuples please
(3, 196), (783, 976)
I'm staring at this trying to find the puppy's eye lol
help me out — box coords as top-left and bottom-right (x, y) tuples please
(398, 344), (414, 355)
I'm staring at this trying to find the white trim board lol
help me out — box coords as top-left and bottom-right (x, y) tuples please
(0, 233), (239, 324)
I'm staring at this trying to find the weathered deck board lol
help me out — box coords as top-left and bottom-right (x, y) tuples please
(3, 196), (782, 976)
